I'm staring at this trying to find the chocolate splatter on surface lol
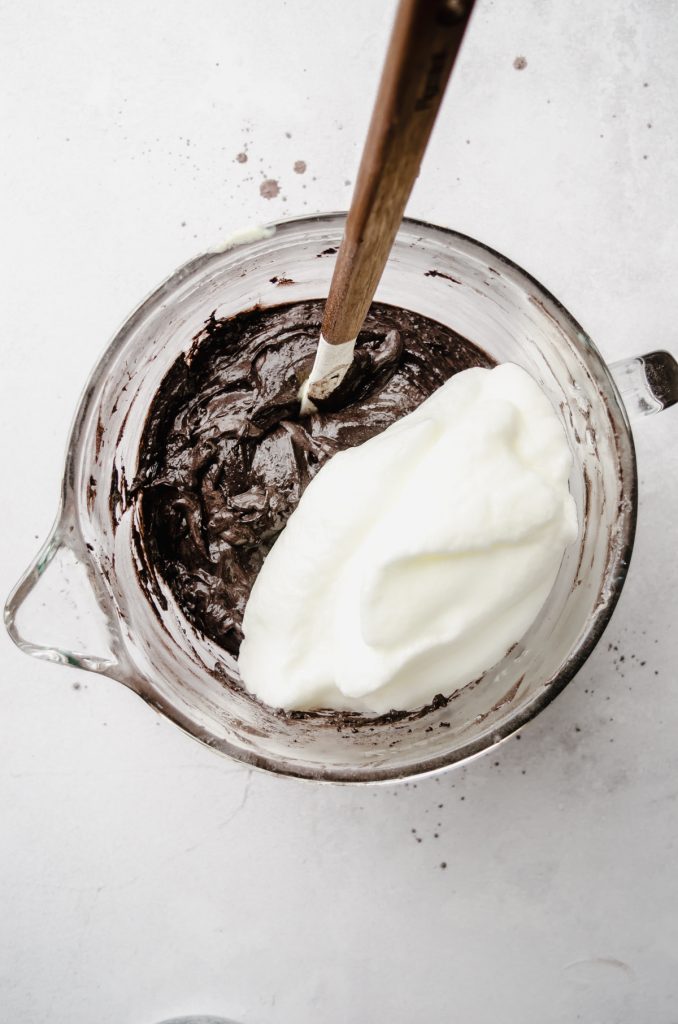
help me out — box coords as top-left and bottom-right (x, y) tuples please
(134, 300), (494, 657)
(259, 178), (280, 199)
(293, 160), (307, 174)
(235, 152), (248, 164)
(513, 55), (527, 70)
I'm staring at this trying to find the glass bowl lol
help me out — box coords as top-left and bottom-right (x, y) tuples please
(6, 214), (677, 782)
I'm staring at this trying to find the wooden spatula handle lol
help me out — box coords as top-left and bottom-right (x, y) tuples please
(321, 0), (476, 346)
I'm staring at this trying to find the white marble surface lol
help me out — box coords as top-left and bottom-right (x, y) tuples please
(1, 2), (677, 1021)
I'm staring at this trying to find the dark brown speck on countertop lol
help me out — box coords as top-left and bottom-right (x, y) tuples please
(260, 178), (280, 199)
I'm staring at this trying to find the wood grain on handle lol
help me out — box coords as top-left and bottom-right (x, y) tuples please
(321, 0), (476, 346)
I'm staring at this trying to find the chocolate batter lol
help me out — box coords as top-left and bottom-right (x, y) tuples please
(134, 300), (494, 655)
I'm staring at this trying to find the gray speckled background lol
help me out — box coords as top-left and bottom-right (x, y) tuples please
(1, 1), (677, 1021)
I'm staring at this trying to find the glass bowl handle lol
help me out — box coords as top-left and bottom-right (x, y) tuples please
(610, 349), (678, 419)
(4, 518), (123, 676)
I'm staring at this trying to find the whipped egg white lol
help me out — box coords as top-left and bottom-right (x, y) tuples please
(238, 363), (578, 713)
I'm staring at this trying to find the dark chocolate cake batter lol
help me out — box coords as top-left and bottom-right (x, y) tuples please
(134, 300), (494, 655)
